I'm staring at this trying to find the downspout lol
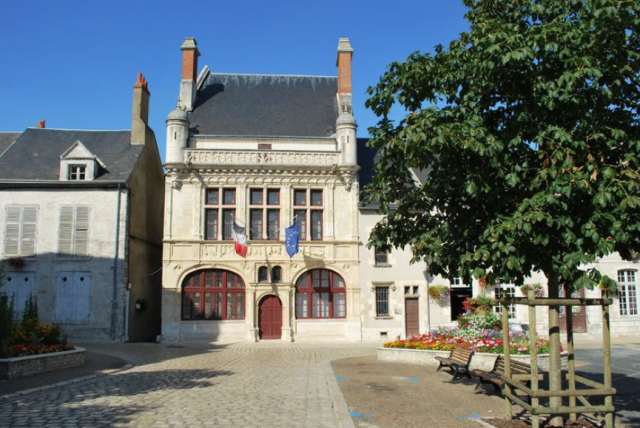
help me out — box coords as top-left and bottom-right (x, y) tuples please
(425, 263), (431, 333)
(111, 184), (122, 340)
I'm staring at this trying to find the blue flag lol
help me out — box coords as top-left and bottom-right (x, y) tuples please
(285, 219), (299, 258)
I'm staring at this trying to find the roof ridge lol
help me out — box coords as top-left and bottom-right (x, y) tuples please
(26, 128), (131, 132)
(208, 72), (337, 79)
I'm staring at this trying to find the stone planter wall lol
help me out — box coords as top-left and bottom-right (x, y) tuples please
(378, 347), (568, 372)
(0, 347), (85, 380)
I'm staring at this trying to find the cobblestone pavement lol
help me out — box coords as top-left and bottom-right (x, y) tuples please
(0, 341), (378, 428)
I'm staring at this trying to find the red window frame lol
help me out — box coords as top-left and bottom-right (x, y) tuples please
(295, 269), (346, 319)
(182, 269), (245, 320)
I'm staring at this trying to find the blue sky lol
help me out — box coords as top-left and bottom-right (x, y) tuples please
(0, 0), (470, 161)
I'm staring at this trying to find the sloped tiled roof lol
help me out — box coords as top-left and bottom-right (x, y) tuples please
(189, 73), (339, 138)
(0, 132), (21, 158)
(0, 128), (142, 182)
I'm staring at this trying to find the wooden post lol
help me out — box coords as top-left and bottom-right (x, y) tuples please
(547, 277), (563, 426)
(564, 284), (576, 422)
(502, 297), (513, 420)
(528, 290), (540, 428)
(603, 292), (613, 428)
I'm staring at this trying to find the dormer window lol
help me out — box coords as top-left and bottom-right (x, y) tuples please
(59, 140), (102, 182)
(69, 165), (87, 180)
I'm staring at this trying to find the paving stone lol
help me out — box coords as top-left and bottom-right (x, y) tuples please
(0, 342), (376, 427)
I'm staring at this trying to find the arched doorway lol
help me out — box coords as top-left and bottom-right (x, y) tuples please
(259, 295), (282, 339)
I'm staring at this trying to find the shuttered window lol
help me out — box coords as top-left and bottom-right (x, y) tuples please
(58, 206), (90, 256)
(3, 206), (38, 256)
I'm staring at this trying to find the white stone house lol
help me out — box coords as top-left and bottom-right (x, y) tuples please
(357, 146), (640, 339)
(162, 38), (361, 342)
(0, 75), (165, 342)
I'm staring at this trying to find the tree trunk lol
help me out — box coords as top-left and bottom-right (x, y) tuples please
(547, 274), (564, 426)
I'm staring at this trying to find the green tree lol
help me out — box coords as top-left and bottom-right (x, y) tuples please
(364, 0), (639, 424)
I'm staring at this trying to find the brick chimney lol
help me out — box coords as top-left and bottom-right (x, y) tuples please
(179, 38), (200, 111)
(336, 38), (353, 95)
(36, 120), (46, 128)
(131, 73), (151, 145)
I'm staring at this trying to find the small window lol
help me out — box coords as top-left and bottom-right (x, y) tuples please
(375, 248), (389, 266)
(258, 266), (268, 283)
(272, 266), (282, 283)
(310, 190), (323, 206)
(376, 287), (389, 317)
(68, 165), (86, 180)
(206, 189), (219, 205)
(294, 190), (306, 206)
(223, 189), (236, 205)
(495, 285), (516, 318)
(267, 189), (280, 205)
(250, 189), (263, 205)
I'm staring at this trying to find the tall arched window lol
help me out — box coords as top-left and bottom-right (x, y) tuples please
(295, 269), (345, 318)
(182, 269), (245, 320)
(258, 266), (268, 283)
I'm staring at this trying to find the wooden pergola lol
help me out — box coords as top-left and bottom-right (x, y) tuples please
(499, 290), (616, 428)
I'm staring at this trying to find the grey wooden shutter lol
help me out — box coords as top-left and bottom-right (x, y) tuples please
(74, 207), (89, 256)
(3, 206), (21, 255)
(58, 207), (74, 255)
(21, 206), (37, 256)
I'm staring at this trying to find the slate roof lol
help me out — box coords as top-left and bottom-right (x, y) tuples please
(189, 73), (339, 138)
(0, 132), (21, 158)
(0, 128), (142, 182)
(357, 138), (428, 205)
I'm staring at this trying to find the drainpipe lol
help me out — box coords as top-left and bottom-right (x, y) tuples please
(425, 263), (431, 333)
(111, 184), (122, 340)
(123, 283), (131, 343)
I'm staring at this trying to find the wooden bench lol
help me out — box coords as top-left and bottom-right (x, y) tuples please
(435, 346), (474, 379)
(472, 355), (531, 392)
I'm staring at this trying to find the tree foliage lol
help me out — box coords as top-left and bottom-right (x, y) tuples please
(363, 0), (640, 290)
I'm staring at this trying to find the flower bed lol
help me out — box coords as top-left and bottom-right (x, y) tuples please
(0, 347), (85, 380)
(383, 331), (552, 355)
(378, 346), (567, 371)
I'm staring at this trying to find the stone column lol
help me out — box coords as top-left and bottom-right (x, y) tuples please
(247, 286), (259, 341)
(192, 178), (203, 240)
(326, 183), (335, 240)
(281, 284), (294, 341)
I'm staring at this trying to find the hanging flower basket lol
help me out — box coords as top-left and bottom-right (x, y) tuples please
(7, 257), (25, 270)
(427, 285), (450, 303)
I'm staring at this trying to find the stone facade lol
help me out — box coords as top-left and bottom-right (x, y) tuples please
(0, 76), (164, 342)
(162, 38), (360, 342)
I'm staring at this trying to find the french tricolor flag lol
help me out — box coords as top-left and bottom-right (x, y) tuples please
(232, 221), (248, 258)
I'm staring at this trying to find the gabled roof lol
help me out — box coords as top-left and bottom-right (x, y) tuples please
(188, 73), (339, 138)
(0, 128), (143, 182)
(0, 132), (21, 158)
(357, 138), (429, 206)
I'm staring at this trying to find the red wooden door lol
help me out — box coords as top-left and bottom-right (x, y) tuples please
(560, 287), (587, 332)
(405, 298), (420, 338)
(259, 295), (282, 339)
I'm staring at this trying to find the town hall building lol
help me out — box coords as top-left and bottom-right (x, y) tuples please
(161, 38), (362, 342)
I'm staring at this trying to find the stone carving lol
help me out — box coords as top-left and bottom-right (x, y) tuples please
(184, 150), (340, 167)
(202, 246), (219, 258)
(173, 264), (182, 272)
(268, 246), (282, 256)
(221, 246), (234, 256)
(302, 246), (325, 257)
(248, 246), (264, 256)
